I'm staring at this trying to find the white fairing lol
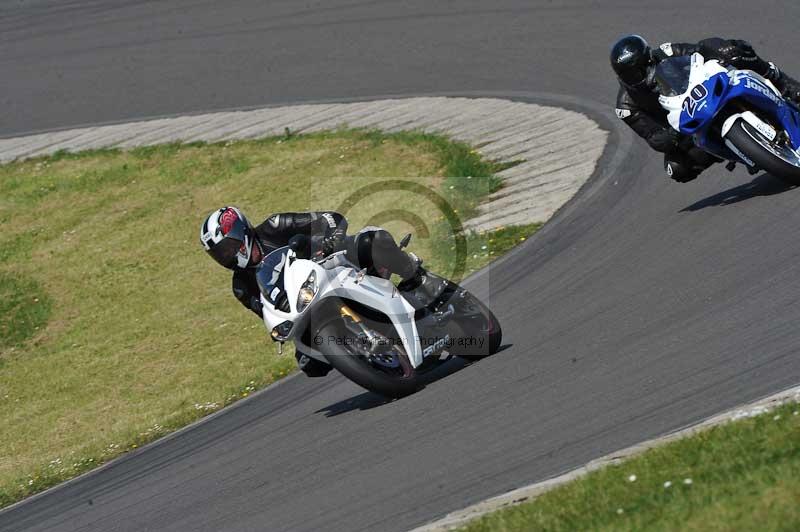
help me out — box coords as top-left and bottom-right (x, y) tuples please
(260, 250), (424, 367)
(658, 53), (727, 131)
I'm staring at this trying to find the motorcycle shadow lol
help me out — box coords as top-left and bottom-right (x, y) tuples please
(315, 344), (513, 418)
(681, 172), (796, 212)
(315, 389), (393, 417)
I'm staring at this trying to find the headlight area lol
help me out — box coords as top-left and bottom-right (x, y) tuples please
(271, 320), (294, 342)
(296, 271), (318, 312)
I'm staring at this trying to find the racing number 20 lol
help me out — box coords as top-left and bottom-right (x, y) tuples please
(683, 83), (709, 118)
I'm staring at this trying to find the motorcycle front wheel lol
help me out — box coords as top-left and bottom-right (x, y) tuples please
(315, 319), (423, 398)
(726, 118), (800, 185)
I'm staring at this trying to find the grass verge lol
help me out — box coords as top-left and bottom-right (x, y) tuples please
(0, 129), (535, 508)
(461, 399), (800, 532)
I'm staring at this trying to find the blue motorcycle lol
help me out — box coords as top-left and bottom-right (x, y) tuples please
(656, 52), (800, 183)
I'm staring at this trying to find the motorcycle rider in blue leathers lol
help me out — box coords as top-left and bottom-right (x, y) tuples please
(611, 35), (800, 183)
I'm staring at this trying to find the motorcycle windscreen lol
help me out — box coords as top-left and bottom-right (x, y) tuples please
(256, 246), (290, 307)
(655, 56), (692, 97)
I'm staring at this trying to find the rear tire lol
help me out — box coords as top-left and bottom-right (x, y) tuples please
(315, 320), (422, 398)
(450, 290), (502, 360)
(725, 119), (800, 185)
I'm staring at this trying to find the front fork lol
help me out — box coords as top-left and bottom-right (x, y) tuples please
(339, 304), (389, 353)
(339, 303), (414, 376)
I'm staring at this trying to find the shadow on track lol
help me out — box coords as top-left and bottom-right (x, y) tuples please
(316, 390), (393, 417)
(681, 173), (796, 212)
(316, 345), (513, 417)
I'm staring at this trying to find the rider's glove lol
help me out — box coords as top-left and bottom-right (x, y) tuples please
(249, 296), (264, 316)
(321, 235), (340, 256)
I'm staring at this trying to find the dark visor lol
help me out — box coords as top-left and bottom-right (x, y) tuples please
(207, 238), (242, 268)
(620, 65), (649, 87)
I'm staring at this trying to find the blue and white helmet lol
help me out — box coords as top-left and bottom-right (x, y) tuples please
(200, 206), (256, 269)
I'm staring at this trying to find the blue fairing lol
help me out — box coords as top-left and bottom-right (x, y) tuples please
(679, 71), (800, 152)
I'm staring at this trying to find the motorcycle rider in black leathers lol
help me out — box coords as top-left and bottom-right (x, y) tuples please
(200, 207), (426, 377)
(611, 35), (800, 183)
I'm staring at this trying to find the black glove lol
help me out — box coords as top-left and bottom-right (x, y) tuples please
(288, 234), (312, 258)
(249, 296), (264, 315)
(780, 85), (800, 106)
(321, 234), (344, 256)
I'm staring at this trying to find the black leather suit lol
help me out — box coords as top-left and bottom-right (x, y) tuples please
(231, 212), (417, 318)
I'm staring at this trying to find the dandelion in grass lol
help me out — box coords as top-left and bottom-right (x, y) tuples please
(627, 474), (637, 482)
(774, 415), (781, 421)
(683, 478), (693, 485)
(616, 508), (624, 515)
(663, 481), (672, 489)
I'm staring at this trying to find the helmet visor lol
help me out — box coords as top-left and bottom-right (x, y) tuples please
(619, 64), (649, 87)
(207, 237), (244, 269)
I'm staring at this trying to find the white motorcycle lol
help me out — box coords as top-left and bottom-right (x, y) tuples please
(256, 234), (502, 398)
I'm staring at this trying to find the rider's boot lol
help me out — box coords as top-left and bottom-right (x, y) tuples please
(766, 63), (800, 105)
(396, 252), (425, 290)
(397, 253), (441, 300)
(296, 351), (332, 377)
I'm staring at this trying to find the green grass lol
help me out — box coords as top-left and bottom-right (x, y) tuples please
(0, 275), (51, 350)
(0, 129), (535, 508)
(461, 400), (800, 532)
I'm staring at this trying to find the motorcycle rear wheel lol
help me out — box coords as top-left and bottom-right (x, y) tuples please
(427, 275), (502, 360)
(451, 289), (502, 360)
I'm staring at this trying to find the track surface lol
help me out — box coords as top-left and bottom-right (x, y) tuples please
(3, 1), (800, 531)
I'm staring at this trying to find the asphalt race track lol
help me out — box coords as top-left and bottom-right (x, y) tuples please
(3, 1), (800, 531)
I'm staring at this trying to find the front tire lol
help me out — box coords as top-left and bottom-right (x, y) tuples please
(725, 118), (800, 185)
(315, 320), (422, 398)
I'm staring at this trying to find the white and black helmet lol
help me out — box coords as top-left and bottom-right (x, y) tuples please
(200, 206), (256, 269)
